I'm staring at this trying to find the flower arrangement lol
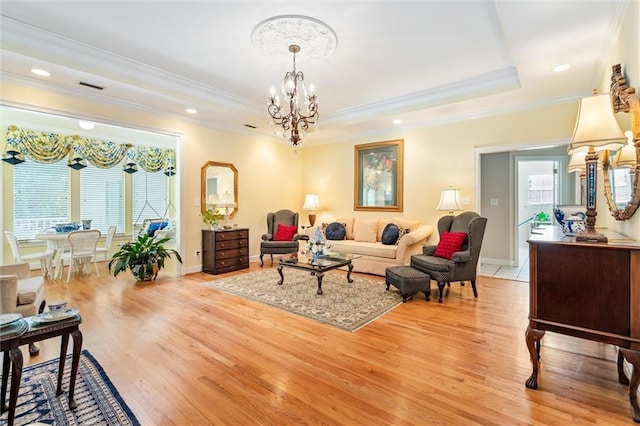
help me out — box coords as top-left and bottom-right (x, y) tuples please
(364, 152), (395, 190)
(201, 209), (224, 227)
(364, 152), (394, 173)
(306, 227), (327, 258)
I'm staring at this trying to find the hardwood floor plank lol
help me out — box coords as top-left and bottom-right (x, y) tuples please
(2, 262), (633, 425)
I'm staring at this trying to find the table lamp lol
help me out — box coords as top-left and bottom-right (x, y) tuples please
(302, 193), (320, 226)
(436, 188), (463, 215)
(567, 90), (626, 242)
(216, 191), (237, 228)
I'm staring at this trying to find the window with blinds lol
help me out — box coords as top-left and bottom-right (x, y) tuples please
(80, 165), (125, 234)
(13, 160), (70, 240)
(527, 173), (554, 205)
(132, 171), (168, 224)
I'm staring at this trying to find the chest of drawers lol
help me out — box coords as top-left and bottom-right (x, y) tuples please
(202, 228), (249, 274)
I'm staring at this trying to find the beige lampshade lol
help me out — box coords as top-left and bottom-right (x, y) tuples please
(567, 92), (626, 154)
(216, 191), (236, 209)
(302, 193), (320, 211)
(567, 151), (587, 174)
(612, 132), (637, 168)
(436, 188), (463, 213)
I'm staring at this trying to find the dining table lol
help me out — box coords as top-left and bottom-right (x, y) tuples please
(34, 230), (71, 280)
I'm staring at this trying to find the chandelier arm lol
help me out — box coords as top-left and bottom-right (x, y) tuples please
(266, 44), (319, 148)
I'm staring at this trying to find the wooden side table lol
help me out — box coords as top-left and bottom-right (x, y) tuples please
(1, 313), (83, 426)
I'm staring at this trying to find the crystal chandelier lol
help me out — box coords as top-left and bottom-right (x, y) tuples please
(267, 44), (319, 149)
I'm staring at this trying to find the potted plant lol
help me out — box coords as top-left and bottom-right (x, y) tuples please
(108, 234), (182, 281)
(201, 208), (224, 230)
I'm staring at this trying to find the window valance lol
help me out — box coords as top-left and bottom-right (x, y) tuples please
(2, 125), (176, 175)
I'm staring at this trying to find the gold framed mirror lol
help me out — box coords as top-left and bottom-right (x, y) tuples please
(602, 143), (640, 220)
(200, 161), (238, 218)
(602, 64), (639, 221)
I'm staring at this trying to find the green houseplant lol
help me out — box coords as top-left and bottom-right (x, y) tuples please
(201, 208), (224, 229)
(108, 234), (182, 281)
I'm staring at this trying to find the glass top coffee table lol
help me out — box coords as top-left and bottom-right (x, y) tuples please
(277, 252), (360, 295)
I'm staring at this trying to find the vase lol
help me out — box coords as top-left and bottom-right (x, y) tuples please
(132, 263), (158, 281)
(366, 189), (376, 206)
(210, 224), (218, 230)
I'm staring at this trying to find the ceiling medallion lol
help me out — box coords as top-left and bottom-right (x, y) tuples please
(251, 15), (338, 61)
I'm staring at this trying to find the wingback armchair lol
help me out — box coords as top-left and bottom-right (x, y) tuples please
(410, 212), (487, 303)
(1, 262), (47, 355)
(260, 209), (300, 266)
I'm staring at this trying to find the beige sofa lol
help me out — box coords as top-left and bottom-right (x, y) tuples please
(302, 217), (433, 276)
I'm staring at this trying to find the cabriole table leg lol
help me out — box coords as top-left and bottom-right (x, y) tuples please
(525, 325), (545, 390)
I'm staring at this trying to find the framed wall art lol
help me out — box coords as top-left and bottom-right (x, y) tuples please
(354, 139), (403, 211)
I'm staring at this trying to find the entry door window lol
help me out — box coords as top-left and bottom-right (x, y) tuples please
(527, 174), (555, 205)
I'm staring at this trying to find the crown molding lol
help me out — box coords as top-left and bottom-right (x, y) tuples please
(322, 66), (521, 126)
(0, 71), (258, 138)
(0, 16), (262, 115)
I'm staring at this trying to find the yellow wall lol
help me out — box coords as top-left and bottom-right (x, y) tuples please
(2, 3), (639, 272)
(599, 0), (640, 238)
(1, 82), (304, 273)
(303, 103), (578, 237)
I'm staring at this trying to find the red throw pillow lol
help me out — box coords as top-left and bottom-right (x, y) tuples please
(434, 231), (468, 260)
(274, 224), (297, 241)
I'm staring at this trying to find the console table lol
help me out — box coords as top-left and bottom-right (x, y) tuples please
(1, 313), (82, 426)
(202, 228), (249, 274)
(526, 226), (640, 422)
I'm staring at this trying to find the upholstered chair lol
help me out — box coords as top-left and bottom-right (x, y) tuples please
(260, 209), (300, 266)
(0, 262), (46, 355)
(410, 211), (487, 303)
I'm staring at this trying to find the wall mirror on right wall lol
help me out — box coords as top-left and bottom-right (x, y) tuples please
(603, 64), (640, 221)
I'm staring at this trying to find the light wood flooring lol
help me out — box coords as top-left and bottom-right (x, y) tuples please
(9, 261), (634, 425)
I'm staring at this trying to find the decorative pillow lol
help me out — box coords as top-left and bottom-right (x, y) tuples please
(323, 222), (347, 240)
(274, 224), (297, 241)
(335, 217), (355, 240)
(381, 223), (400, 245)
(434, 231), (468, 260)
(354, 218), (379, 242)
(395, 226), (409, 245)
(393, 217), (420, 232)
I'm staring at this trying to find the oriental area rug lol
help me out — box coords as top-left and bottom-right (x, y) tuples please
(0, 350), (139, 426)
(204, 268), (403, 332)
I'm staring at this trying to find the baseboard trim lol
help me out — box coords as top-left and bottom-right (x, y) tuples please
(481, 257), (516, 267)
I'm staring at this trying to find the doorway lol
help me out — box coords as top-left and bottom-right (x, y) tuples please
(515, 157), (564, 267)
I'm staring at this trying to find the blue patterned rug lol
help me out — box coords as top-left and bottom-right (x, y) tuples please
(0, 349), (139, 426)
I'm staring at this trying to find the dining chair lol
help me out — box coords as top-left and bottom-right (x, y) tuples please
(62, 229), (101, 284)
(4, 231), (54, 278)
(95, 225), (117, 263)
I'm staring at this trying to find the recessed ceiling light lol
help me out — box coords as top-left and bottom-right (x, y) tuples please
(552, 64), (571, 73)
(392, 119), (402, 125)
(78, 120), (95, 130)
(185, 108), (197, 114)
(31, 68), (50, 77)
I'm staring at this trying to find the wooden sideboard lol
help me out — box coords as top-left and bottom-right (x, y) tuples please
(202, 228), (249, 274)
(526, 226), (640, 422)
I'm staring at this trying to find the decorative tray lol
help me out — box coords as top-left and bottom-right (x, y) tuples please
(32, 308), (80, 323)
(0, 313), (23, 327)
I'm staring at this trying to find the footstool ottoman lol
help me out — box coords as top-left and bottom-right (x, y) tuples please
(385, 265), (431, 302)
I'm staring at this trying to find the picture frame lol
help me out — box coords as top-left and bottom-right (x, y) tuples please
(354, 139), (403, 211)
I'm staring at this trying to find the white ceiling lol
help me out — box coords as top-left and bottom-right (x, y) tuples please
(0, 1), (631, 145)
